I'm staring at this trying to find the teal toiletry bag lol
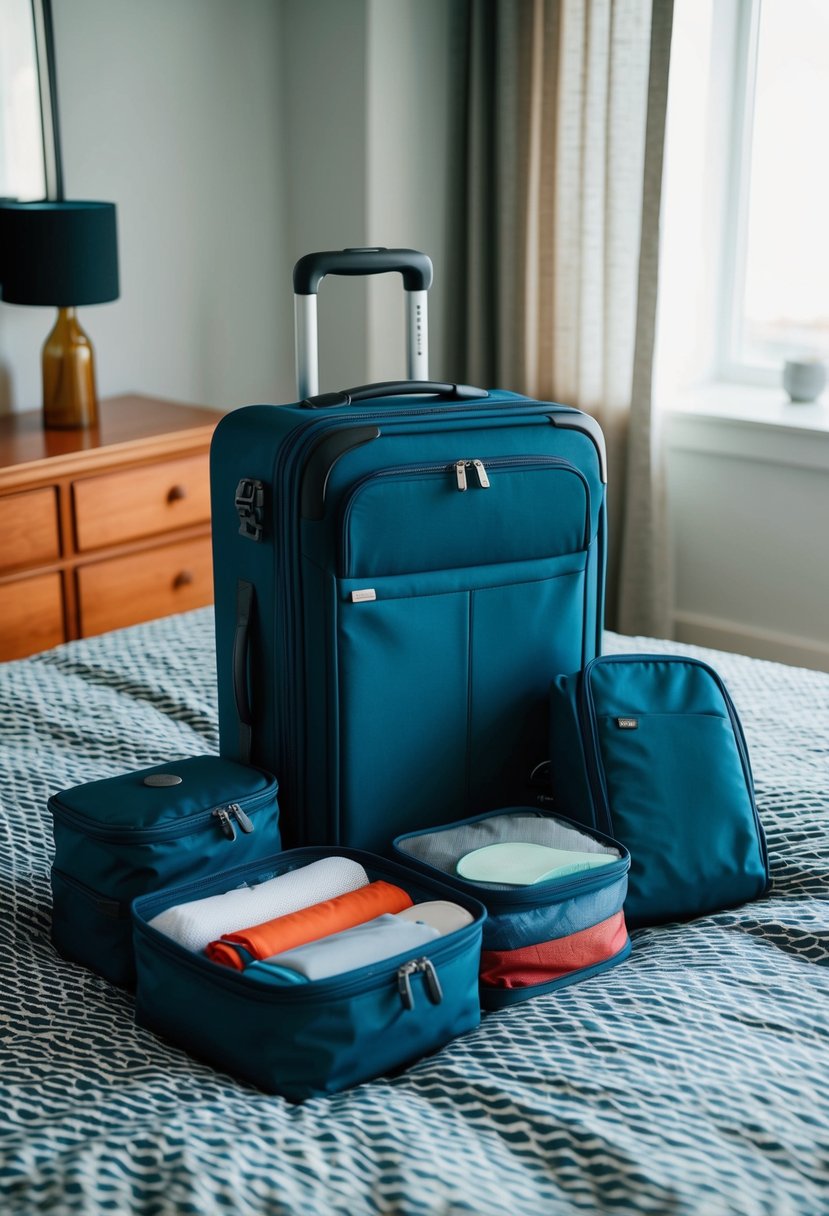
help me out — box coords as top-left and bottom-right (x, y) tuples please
(49, 755), (279, 986)
(549, 655), (770, 927)
(132, 848), (486, 1101)
(394, 808), (631, 1009)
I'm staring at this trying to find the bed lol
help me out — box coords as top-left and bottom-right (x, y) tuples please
(1, 608), (828, 1215)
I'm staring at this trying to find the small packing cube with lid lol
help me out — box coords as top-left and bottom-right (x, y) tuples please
(549, 654), (770, 927)
(394, 807), (631, 1008)
(131, 847), (486, 1101)
(49, 755), (280, 987)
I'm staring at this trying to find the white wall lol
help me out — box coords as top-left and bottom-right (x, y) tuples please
(280, 0), (461, 394)
(279, 0), (370, 394)
(665, 388), (829, 672)
(0, 0), (290, 414)
(365, 0), (463, 384)
(0, 0), (461, 414)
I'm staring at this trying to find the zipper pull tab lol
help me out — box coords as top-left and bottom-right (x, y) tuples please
(454, 460), (468, 492)
(471, 459), (490, 489)
(419, 958), (443, 1005)
(397, 960), (417, 1010)
(213, 807), (237, 841)
(230, 803), (255, 833)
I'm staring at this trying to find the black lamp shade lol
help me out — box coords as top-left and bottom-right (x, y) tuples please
(0, 201), (119, 307)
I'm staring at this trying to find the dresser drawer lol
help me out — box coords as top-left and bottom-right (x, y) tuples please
(0, 488), (60, 573)
(73, 454), (211, 551)
(77, 536), (213, 637)
(0, 572), (64, 661)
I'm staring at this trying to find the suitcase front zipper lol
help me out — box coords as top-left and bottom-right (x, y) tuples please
(339, 455), (593, 578)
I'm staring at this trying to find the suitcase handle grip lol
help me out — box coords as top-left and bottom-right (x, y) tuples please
(234, 581), (254, 763)
(302, 381), (488, 409)
(294, 248), (433, 397)
(293, 248), (433, 295)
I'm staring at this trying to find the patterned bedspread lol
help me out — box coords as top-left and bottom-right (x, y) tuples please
(1, 609), (828, 1215)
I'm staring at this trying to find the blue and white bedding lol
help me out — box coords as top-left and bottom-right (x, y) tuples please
(1, 609), (828, 1215)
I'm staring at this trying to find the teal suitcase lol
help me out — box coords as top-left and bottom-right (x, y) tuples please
(211, 248), (607, 852)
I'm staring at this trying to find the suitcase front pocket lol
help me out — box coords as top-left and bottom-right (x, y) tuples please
(340, 456), (593, 578)
(334, 552), (589, 850)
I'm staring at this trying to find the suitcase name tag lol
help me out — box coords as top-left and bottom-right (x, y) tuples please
(351, 589), (377, 603)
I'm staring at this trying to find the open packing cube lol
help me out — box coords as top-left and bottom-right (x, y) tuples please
(132, 848), (486, 1101)
(394, 807), (631, 1008)
(210, 249), (608, 852)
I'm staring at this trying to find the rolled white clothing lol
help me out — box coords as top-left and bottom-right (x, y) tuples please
(252, 913), (440, 981)
(148, 856), (369, 953)
(396, 900), (474, 935)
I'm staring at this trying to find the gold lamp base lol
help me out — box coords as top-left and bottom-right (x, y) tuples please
(42, 307), (99, 429)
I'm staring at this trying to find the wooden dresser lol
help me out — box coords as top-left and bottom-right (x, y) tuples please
(0, 395), (222, 661)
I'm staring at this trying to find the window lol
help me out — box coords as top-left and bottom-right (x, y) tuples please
(657, 0), (829, 395)
(726, 0), (829, 374)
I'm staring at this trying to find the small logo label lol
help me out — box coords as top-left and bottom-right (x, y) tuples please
(616, 717), (639, 730)
(351, 589), (377, 603)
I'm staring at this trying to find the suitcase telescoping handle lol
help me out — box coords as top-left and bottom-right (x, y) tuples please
(293, 247), (433, 400)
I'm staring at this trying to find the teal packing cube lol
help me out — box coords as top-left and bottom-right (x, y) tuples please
(549, 655), (770, 927)
(131, 848), (486, 1101)
(49, 756), (279, 987)
(394, 808), (631, 1008)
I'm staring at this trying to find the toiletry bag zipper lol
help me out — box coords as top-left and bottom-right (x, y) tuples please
(49, 784), (276, 845)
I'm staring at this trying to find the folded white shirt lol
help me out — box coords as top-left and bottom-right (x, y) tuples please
(250, 912), (440, 982)
(148, 856), (369, 953)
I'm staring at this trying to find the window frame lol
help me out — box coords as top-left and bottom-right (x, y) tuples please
(715, 0), (768, 384)
(714, 0), (829, 386)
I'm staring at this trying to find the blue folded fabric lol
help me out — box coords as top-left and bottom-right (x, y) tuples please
(244, 913), (440, 984)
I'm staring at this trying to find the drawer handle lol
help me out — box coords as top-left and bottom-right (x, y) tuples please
(167, 484), (188, 503)
(173, 570), (194, 590)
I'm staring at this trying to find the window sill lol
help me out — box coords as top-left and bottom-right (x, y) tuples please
(668, 380), (829, 431)
(663, 380), (829, 471)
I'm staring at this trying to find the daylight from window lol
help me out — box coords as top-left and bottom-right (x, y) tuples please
(741, 0), (829, 363)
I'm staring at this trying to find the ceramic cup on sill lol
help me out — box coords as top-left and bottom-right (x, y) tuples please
(783, 358), (827, 403)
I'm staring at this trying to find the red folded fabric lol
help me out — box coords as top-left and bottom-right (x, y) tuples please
(206, 880), (413, 970)
(479, 911), (628, 989)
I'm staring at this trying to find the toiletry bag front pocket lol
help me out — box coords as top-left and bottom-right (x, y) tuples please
(132, 848), (486, 1101)
(50, 755), (280, 986)
(394, 808), (631, 1009)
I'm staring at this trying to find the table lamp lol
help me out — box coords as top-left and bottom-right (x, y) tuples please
(0, 200), (119, 429)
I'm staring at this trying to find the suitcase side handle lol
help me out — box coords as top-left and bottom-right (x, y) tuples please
(293, 247), (433, 399)
(234, 580), (255, 764)
(302, 381), (488, 409)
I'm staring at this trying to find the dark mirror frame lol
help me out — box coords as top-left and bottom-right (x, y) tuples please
(32, 0), (64, 200)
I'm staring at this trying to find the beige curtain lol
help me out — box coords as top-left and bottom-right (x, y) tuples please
(454, 0), (673, 637)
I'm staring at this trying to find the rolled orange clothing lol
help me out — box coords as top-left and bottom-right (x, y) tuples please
(206, 880), (413, 970)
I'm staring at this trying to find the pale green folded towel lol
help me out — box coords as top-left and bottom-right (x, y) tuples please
(456, 841), (615, 886)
